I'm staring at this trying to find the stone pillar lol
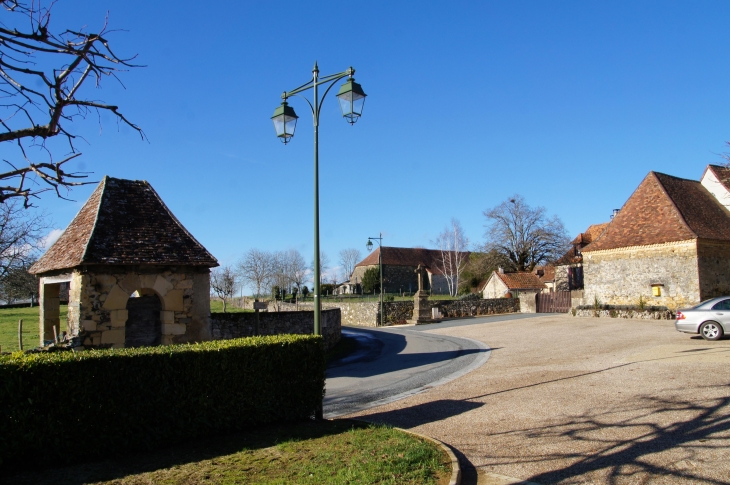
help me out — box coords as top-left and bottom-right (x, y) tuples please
(408, 264), (436, 324)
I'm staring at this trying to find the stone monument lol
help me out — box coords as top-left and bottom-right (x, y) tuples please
(408, 264), (436, 324)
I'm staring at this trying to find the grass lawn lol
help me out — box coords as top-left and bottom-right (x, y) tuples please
(0, 305), (68, 353)
(210, 299), (253, 313)
(6, 420), (451, 485)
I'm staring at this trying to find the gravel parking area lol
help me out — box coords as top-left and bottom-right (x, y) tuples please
(344, 314), (730, 484)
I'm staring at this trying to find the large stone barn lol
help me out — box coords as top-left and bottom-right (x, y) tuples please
(348, 247), (470, 295)
(582, 169), (730, 309)
(30, 176), (218, 349)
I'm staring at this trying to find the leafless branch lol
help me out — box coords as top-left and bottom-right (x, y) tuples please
(0, 0), (145, 206)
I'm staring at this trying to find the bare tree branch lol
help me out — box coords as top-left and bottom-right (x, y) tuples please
(0, 0), (145, 206)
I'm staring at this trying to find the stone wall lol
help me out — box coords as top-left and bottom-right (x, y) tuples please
(210, 308), (341, 350)
(40, 265), (212, 349)
(276, 298), (520, 326)
(517, 291), (539, 313)
(571, 308), (675, 320)
(582, 240), (701, 310)
(697, 239), (730, 299)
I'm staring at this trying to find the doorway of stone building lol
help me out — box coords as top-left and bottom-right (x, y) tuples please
(125, 289), (162, 347)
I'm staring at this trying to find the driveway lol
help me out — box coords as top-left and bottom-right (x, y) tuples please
(343, 314), (730, 485)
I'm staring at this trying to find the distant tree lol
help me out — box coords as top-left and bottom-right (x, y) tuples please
(287, 249), (308, 295)
(0, 260), (38, 304)
(361, 267), (380, 294)
(237, 249), (273, 298)
(301, 285), (310, 299)
(320, 283), (336, 296)
(459, 249), (512, 293)
(310, 251), (330, 284)
(483, 195), (569, 272)
(433, 218), (469, 297)
(339, 248), (362, 281)
(210, 266), (236, 312)
(0, 1), (145, 206)
(722, 141), (730, 165)
(0, 202), (48, 286)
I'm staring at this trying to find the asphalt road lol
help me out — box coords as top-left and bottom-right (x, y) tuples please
(323, 314), (542, 418)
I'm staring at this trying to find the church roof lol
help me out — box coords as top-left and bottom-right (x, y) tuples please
(355, 246), (470, 276)
(583, 171), (730, 252)
(30, 177), (218, 274)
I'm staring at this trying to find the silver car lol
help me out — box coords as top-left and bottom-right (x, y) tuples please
(675, 297), (730, 340)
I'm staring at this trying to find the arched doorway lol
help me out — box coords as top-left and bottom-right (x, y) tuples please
(125, 289), (162, 347)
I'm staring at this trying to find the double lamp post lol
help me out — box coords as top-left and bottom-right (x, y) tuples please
(366, 234), (384, 326)
(271, 62), (366, 336)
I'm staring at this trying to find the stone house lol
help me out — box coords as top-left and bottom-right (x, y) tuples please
(553, 222), (609, 291)
(700, 164), (730, 211)
(30, 176), (218, 349)
(581, 169), (730, 309)
(348, 247), (470, 295)
(480, 269), (546, 312)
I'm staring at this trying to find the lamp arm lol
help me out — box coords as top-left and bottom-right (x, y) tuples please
(284, 69), (351, 98)
(289, 93), (315, 117)
(316, 73), (350, 114)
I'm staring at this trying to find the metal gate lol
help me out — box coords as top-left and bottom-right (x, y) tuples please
(536, 291), (572, 313)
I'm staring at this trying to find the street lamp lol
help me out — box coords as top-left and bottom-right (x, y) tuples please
(366, 234), (384, 326)
(272, 62), (366, 337)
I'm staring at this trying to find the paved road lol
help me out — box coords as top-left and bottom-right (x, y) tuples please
(324, 313), (544, 418)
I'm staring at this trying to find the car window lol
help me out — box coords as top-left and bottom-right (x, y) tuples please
(711, 299), (730, 310)
(694, 298), (717, 309)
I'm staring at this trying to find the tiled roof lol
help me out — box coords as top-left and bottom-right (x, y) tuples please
(584, 171), (730, 253)
(496, 271), (546, 290)
(532, 265), (555, 283)
(570, 222), (610, 245)
(355, 247), (470, 276)
(30, 177), (218, 274)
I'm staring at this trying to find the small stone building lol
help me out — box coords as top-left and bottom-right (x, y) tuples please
(480, 270), (546, 313)
(30, 176), (218, 348)
(582, 169), (730, 309)
(348, 247), (470, 295)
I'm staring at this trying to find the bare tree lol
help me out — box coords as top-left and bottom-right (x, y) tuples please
(483, 195), (569, 272)
(287, 249), (308, 296)
(339, 248), (361, 281)
(0, 1), (145, 206)
(210, 266), (236, 312)
(311, 251), (330, 284)
(236, 249), (273, 299)
(0, 201), (48, 278)
(433, 218), (469, 297)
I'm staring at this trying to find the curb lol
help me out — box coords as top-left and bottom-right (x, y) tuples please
(341, 418), (461, 485)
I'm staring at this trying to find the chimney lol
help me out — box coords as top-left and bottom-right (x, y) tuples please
(611, 209), (620, 220)
(498, 266), (504, 274)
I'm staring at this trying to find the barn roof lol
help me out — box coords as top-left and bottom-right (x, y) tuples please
(584, 171), (730, 252)
(30, 177), (218, 274)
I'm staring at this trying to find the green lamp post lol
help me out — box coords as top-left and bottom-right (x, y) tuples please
(272, 62), (366, 338)
(366, 234), (384, 326)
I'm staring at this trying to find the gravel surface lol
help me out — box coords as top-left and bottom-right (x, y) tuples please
(344, 314), (730, 484)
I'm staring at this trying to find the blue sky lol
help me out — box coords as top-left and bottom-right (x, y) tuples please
(19, 1), (730, 288)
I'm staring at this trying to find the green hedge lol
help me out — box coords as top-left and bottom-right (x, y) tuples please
(0, 335), (325, 471)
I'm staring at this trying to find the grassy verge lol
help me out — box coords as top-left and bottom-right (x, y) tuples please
(5, 420), (451, 485)
(210, 299), (254, 313)
(0, 305), (68, 352)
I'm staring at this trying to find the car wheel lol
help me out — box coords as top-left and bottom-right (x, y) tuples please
(700, 321), (724, 341)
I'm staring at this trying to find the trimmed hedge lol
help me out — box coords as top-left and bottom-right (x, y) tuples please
(0, 335), (325, 471)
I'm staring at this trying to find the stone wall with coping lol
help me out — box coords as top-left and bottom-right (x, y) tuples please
(210, 308), (341, 350)
(40, 265), (211, 349)
(274, 298), (520, 326)
(582, 240), (700, 310)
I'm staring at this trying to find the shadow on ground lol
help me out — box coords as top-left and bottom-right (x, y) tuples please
(1, 420), (366, 485)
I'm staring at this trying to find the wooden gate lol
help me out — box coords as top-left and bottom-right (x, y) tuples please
(536, 291), (571, 313)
